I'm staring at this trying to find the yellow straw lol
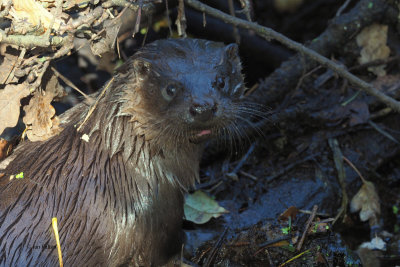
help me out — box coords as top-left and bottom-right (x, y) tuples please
(52, 217), (63, 267)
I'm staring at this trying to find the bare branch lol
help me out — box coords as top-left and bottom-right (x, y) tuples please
(185, 0), (400, 112)
(0, 30), (65, 48)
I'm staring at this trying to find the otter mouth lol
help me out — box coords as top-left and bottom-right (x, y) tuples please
(189, 129), (213, 144)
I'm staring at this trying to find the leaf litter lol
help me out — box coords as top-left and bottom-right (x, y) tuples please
(0, 83), (31, 134)
(23, 91), (61, 141)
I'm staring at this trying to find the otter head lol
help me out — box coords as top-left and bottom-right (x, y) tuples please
(118, 39), (245, 145)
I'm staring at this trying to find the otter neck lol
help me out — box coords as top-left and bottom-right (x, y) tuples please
(79, 88), (202, 196)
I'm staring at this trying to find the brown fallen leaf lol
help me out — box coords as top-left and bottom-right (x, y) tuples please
(0, 45), (20, 84)
(0, 138), (12, 161)
(42, 69), (65, 100)
(10, 0), (64, 31)
(23, 91), (61, 141)
(0, 83), (31, 135)
(278, 206), (299, 221)
(90, 18), (122, 56)
(350, 180), (381, 225)
(356, 24), (390, 77)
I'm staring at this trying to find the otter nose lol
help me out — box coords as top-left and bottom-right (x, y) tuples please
(189, 100), (218, 123)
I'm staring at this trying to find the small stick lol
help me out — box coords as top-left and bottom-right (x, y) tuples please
(50, 66), (91, 101)
(204, 227), (228, 267)
(296, 205), (318, 251)
(77, 77), (115, 132)
(342, 156), (367, 183)
(336, 0), (352, 17)
(239, 171), (258, 181)
(3, 48), (26, 84)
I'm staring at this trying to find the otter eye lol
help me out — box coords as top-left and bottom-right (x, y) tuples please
(162, 84), (178, 101)
(166, 85), (176, 97)
(216, 76), (225, 90)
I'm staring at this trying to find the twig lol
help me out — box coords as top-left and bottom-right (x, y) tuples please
(328, 138), (348, 225)
(61, 6), (104, 33)
(227, 0), (240, 44)
(342, 156), (367, 183)
(237, 0), (252, 21)
(368, 120), (400, 145)
(296, 205), (318, 251)
(0, 29), (64, 48)
(239, 171), (258, 181)
(165, 0), (173, 36)
(50, 66), (91, 102)
(77, 77), (115, 132)
(176, 0), (187, 37)
(257, 236), (291, 249)
(74, 7), (127, 54)
(206, 180), (223, 193)
(102, 0), (158, 9)
(184, 0), (400, 113)
(299, 209), (330, 217)
(204, 227), (228, 267)
(294, 66), (322, 92)
(265, 153), (319, 182)
(3, 48), (26, 84)
(33, 60), (51, 89)
(370, 107), (392, 120)
(231, 142), (256, 173)
(46, 0), (63, 40)
(336, 0), (352, 17)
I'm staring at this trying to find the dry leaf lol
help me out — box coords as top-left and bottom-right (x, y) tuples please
(356, 24), (390, 77)
(10, 0), (63, 30)
(42, 69), (65, 99)
(0, 83), (31, 135)
(350, 181), (380, 225)
(23, 91), (60, 141)
(90, 18), (122, 56)
(0, 45), (20, 84)
(0, 139), (10, 160)
(278, 206), (299, 221)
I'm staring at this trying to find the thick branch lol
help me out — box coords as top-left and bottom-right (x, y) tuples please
(101, 0), (159, 10)
(185, 0), (400, 112)
(0, 30), (65, 48)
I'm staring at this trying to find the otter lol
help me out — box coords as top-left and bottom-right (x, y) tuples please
(0, 38), (245, 266)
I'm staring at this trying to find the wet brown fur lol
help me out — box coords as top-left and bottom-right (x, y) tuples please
(0, 38), (245, 266)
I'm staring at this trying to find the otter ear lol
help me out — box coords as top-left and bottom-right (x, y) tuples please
(133, 59), (152, 76)
(224, 43), (239, 61)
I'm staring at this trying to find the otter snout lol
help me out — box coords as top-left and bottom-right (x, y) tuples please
(189, 99), (218, 123)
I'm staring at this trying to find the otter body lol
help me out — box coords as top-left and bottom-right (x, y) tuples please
(0, 39), (245, 266)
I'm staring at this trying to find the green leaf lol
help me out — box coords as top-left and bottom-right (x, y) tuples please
(184, 190), (228, 224)
(393, 205), (399, 215)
